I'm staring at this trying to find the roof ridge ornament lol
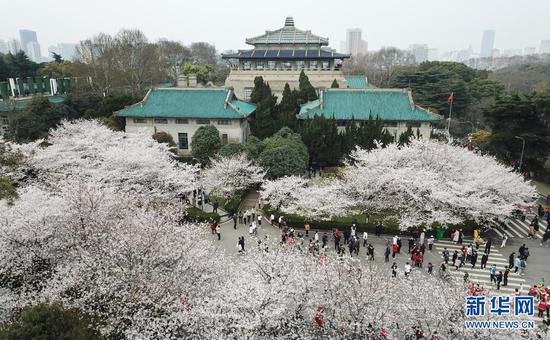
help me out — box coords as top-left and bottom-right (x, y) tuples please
(284, 16), (294, 27)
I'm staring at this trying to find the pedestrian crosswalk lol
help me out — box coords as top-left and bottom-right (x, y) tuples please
(434, 239), (528, 295)
(489, 216), (548, 240)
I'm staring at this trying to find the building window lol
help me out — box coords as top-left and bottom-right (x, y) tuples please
(268, 60), (276, 70)
(322, 61), (330, 70)
(217, 119), (231, 125)
(133, 118), (147, 124)
(154, 118), (168, 124)
(383, 121), (398, 128)
(407, 122), (422, 128)
(178, 133), (188, 150)
(296, 60), (305, 70)
(196, 119), (210, 125)
(222, 134), (228, 145)
(256, 62), (264, 70)
(243, 61), (251, 70)
(282, 61), (292, 70)
(309, 60), (317, 70)
(176, 118), (189, 124)
(243, 87), (253, 101)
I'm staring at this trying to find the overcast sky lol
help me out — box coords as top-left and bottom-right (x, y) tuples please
(2, 0), (550, 55)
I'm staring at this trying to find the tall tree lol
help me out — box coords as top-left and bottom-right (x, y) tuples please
(278, 83), (299, 130)
(250, 76), (278, 138)
(299, 115), (341, 166)
(484, 93), (550, 173)
(158, 39), (191, 84)
(298, 70), (317, 104)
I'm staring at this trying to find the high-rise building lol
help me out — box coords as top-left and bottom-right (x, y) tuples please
(7, 39), (21, 54)
(345, 28), (368, 56)
(540, 40), (550, 54)
(27, 41), (42, 62)
(524, 47), (536, 55)
(480, 30), (495, 58)
(58, 43), (77, 60)
(409, 44), (428, 63)
(19, 29), (38, 55)
(427, 48), (439, 61)
(0, 39), (7, 54)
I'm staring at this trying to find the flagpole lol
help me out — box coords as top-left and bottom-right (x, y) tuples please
(446, 92), (453, 139)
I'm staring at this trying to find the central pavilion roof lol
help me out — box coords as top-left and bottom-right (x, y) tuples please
(222, 49), (349, 60)
(245, 17), (329, 46)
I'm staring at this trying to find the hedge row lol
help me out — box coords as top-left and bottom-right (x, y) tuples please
(263, 207), (481, 238)
(183, 207), (220, 223)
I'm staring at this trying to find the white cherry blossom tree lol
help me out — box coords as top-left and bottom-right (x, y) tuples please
(261, 140), (536, 229)
(201, 153), (265, 199)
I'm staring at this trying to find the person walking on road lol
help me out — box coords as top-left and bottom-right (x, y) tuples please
(471, 250), (478, 268)
(216, 225), (221, 240)
(509, 252), (515, 269)
(384, 243), (391, 262)
(427, 235), (435, 251)
(500, 234), (508, 248)
(232, 213), (238, 229)
(496, 271), (503, 290)
(391, 262), (398, 277)
(404, 262), (411, 277)
(490, 264), (497, 283)
(480, 252), (489, 269)
(363, 231), (368, 247)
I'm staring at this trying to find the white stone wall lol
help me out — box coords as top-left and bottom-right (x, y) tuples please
(125, 117), (249, 155)
(226, 70), (348, 101)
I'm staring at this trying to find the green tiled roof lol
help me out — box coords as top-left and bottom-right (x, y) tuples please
(246, 17), (329, 46)
(298, 89), (441, 122)
(345, 75), (368, 89)
(116, 88), (256, 119)
(0, 96), (65, 112)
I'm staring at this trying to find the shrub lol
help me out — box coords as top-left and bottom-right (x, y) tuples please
(191, 125), (221, 166)
(0, 304), (103, 340)
(183, 207), (220, 223)
(152, 131), (176, 147)
(218, 143), (246, 157)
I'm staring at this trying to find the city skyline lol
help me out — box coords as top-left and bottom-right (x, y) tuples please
(1, 0), (549, 58)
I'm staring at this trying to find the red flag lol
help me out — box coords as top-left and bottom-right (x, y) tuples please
(447, 93), (454, 104)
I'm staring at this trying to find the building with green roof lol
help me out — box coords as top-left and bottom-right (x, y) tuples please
(116, 87), (256, 155)
(298, 88), (441, 140)
(222, 17), (350, 101)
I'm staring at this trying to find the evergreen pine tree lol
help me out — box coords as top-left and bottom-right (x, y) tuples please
(331, 79), (340, 88)
(398, 126), (415, 146)
(250, 76), (278, 138)
(298, 70), (318, 104)
(278, 83), (299, 130)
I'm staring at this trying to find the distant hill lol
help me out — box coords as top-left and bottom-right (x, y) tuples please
(490, 63), (550, 93)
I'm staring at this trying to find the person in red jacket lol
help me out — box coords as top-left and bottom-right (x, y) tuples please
(538, 299), (547, 318)
(529, 285), (537, 297)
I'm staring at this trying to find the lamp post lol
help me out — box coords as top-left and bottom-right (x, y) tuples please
(514, 136), (525, 172)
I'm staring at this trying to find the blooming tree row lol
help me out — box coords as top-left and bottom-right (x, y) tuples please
(261, 139), (537, 228)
